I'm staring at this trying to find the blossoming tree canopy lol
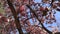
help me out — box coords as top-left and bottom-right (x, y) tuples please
(0, 0), (60, 34)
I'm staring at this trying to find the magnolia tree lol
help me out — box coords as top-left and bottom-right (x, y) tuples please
(0, 0), (60, 34)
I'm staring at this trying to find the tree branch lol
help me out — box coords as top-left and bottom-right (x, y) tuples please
(26, 5), (52, 34)
(7, 0), (23, 34)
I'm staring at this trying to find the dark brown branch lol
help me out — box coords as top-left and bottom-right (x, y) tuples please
(7, 0), (23, 34)
(55, 32), (60, 34)
(51, 0), (54, 6)
(26, 5), (52, 34)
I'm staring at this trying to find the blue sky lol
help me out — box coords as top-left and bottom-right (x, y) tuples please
(16, 0), (60, 34)
(30, 0), (60, 31)
(33, 0), (42, 3)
